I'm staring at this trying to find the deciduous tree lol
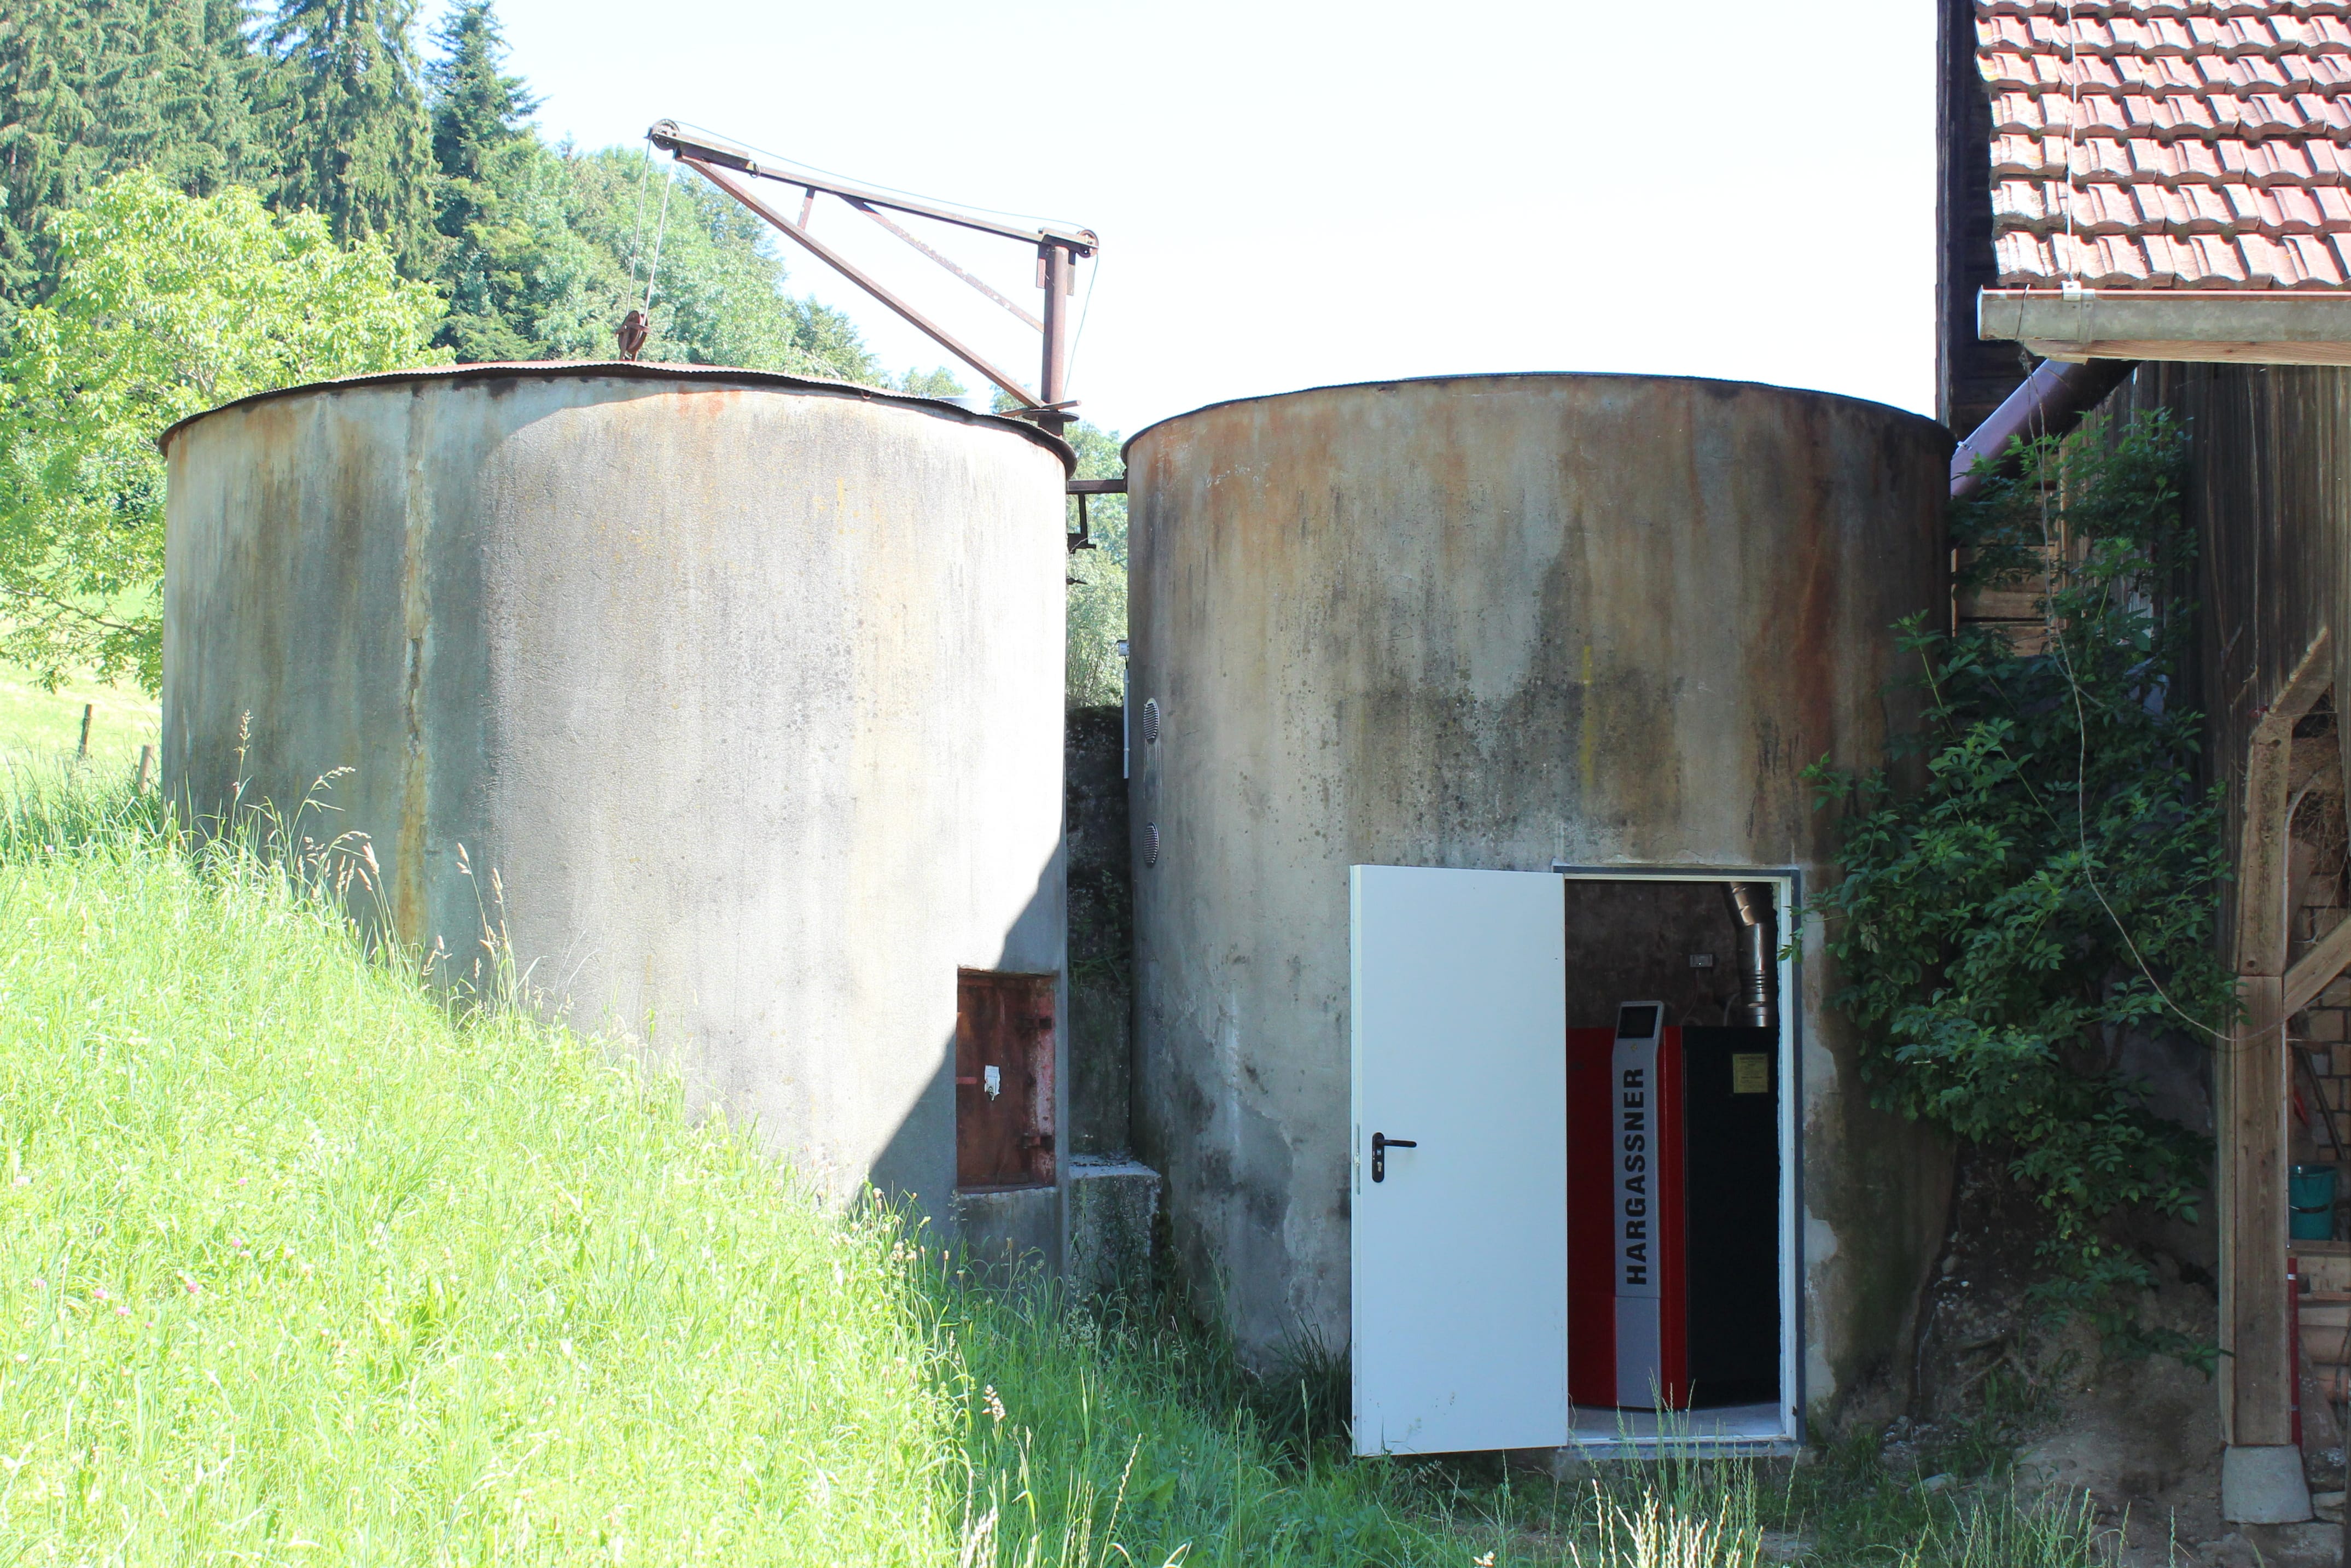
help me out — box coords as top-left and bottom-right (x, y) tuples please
(0, 171), (446, 689)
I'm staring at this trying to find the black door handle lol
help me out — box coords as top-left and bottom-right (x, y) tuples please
(1370, 1132), (1418, 1183)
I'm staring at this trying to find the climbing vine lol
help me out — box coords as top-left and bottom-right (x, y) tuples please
(1806, 410), (2233, 1347)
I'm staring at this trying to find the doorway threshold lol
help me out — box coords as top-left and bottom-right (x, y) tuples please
(1560, 1402), (1795, 1457)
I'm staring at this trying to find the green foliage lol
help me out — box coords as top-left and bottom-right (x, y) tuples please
(423, 0), (538, 362)
(893, 365), (971, 398)
(1806, 411), (2231, 1340)
(262, 0), (443, 276)
(0, 0), (271, 304)
(0, 170), (446, 691)
(415, 136), (884, 378)
(2, 0), (893, 384)
(1064, 419), (1128, 708)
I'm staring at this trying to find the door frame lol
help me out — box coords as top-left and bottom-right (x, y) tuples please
(1552, 863), (1805, 1454)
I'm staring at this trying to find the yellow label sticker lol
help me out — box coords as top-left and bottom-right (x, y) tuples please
(1731, 1053), (1770, 1094)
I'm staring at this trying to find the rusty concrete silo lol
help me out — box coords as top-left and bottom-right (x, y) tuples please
(162, 363), (1070, 1244)
(1124, 373), (1953, 1449)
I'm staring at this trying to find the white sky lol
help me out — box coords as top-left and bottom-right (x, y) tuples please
(438, 0), (1941, 440)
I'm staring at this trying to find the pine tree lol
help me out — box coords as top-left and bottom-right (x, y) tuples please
(143, 1), (271, 197)
(0, 0), (267, 305)
(424, 0), (537, 360)
(263, 0), (441, 276)
(428, 0), (532, 197)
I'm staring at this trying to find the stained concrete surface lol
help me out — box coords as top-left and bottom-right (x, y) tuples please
(953, 1186), (1060, 1284)
(163, 364), (1069, 1238)
(1066, 1156), (1161, 1299)
(1124, 372), (1956, 1427)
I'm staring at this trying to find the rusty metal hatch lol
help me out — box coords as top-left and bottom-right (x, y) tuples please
(955, 969), (1056, 1190)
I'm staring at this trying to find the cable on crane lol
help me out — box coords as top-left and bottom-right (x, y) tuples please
(1065, 251), (1103, 405)
(642, 164), (676, 317)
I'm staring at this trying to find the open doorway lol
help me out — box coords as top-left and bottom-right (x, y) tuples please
(1349, 865), (1799, 1458)
(1558, 871), (1798, 1451)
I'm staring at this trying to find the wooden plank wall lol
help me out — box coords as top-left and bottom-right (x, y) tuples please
(2103, 363), (2351, 1445)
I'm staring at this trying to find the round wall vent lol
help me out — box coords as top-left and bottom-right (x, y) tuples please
(1141, 698), (1161, 743)
(1144, 823), (1160, 866)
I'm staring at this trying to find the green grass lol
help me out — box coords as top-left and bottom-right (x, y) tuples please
(0, 782), (2119, 1565)
(0, 658), (158, 774)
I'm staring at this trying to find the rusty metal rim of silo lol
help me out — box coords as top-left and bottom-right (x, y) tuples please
(155, 359), (1077, 471)
(1118, 370), (1954, 465)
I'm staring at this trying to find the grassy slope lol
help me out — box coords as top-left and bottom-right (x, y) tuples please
(0, 780), (2113, 1565)
(0, 814), (1514, 1564)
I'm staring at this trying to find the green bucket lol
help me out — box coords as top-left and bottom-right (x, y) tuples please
(2291, 1163), (2337, 1241)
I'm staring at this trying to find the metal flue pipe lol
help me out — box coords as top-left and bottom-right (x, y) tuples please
(1730, 884), (1776, 1029)
(1949, 358), (2139, 502)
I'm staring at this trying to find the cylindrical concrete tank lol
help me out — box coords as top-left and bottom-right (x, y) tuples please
(1124, 373), (1951, 1418)
(162, 363), (1070, 1227)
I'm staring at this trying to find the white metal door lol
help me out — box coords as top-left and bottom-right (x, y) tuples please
(1351, 865), (1568, 1455)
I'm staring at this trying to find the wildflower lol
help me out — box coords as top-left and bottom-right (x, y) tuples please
(982, 1385), (1005, 1426)
(1474, 1555), (1495, 1567)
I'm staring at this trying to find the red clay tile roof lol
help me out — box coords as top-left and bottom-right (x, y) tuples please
(1980, 0), (2351, 288)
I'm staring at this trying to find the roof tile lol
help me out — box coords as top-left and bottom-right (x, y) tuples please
(2288, 233), (2346, 283)
(2238, 230), (2303, 282)
(2185, 182), (2240, 225)
(1977, 0), (2351, 289)
(2184, 231), (2252, 283)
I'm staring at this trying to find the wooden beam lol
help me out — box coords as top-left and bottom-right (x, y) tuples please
(2284, 912), (2351, 1021)
(2224, 630), (2332, 1450)
(2237, 634), (2333, 978)
(2023, 339), (2351, 369)
(2230, 976), (2294, 1445)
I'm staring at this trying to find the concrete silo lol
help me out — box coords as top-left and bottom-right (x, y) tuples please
(162, 363), (1071, 1251)
(1122, 373), (1953, 1454)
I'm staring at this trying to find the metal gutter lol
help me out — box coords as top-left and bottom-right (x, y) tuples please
(1980, 288), (2351, 368)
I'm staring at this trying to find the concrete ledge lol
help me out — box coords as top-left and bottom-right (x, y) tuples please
(1980, 288), (2351, 366)
(2221, 1443), (2313, 1524)
(951, 1185), (1057, 1285)
(1067, 1156), (1161, 1298)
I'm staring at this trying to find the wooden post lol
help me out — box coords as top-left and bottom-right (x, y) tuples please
(135, 745), (153, 792)
(76, 703), (92, 761)
(2229, 973), (2293, 1444)
(2226, 633), (2333, 1448)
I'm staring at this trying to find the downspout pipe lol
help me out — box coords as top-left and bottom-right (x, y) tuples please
(1948, 357), (2139, 502)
